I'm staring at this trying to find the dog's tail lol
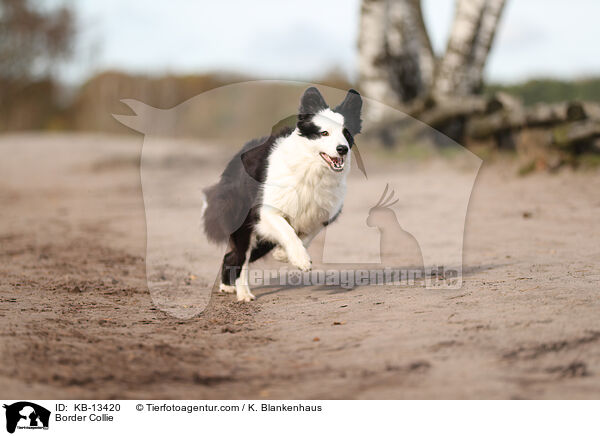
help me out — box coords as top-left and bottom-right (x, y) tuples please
(202, 184), (231, 244)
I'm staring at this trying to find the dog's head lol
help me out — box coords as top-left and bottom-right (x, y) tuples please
(296, 87), (362, 173)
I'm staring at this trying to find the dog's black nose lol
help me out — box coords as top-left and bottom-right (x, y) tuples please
(336, 145), (348, 155)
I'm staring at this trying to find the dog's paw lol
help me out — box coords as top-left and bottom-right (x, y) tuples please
(288, 246), (312, 272)
(272, 246), (288, 263)
(219, 283), (236, 294)
(236, 287), (256, 302)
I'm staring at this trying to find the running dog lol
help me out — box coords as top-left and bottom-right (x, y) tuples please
(203, 87), (362, 301)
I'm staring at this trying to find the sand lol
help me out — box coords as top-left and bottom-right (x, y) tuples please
(1, 133), (599, 399)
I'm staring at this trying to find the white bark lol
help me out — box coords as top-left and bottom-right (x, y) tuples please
(358, 0), (435, 121)
(435, 0), (506, 97)
(358, 0), (396, 120)
(385, 0), (435, 101)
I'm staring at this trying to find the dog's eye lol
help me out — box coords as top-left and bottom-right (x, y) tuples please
(321, 131), (329, 136)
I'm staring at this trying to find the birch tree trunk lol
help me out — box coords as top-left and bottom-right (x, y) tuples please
(434, 0), (506, 97)
(358, 0), (435, 120)
(358, 0), (395, 120)
(385, 0), (435, 102)
(358, 0), (507, 122)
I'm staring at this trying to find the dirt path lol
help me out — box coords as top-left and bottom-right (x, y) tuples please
(1, 133), (599, 399)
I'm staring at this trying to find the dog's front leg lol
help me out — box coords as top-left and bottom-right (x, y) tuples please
(273, 228), (321, 263)
(258, 208), (312, 271)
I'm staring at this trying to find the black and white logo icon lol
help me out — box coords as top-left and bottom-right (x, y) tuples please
(3, 402), (50, 434)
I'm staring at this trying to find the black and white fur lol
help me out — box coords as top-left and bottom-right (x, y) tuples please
(203, 87), (362, 301)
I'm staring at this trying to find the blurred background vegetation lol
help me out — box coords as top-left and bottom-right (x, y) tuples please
(1, 0), (600, 171)
(486, 79), (600, 106)
(0, 0), (596, 132)
(8, 68), (600, 133)
(0, 0), (352, 134)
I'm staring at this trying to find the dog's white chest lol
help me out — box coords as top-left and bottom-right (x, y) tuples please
(287, 178), (340, 234)
(261, 147), (347, 235)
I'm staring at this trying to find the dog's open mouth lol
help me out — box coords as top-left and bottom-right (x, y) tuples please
(319, 152), (345, 172)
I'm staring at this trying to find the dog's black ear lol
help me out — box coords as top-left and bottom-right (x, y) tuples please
(334, 89), (362, 135)
(299, 87), (328, 115)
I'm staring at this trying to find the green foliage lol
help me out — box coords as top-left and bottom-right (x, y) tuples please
(485, 78), (600, 106)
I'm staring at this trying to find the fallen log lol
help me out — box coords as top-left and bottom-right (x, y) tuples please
(574, 102), (600, 121)
(416, 96), (487, 128)
(365, 95), (600, 166)
(466, 108), (525, 140)
(485, 91), (522, 114)
(524, 101), (592, 126)
(551, 120), (600, 147)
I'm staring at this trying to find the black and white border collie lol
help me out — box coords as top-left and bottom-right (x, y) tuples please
(203, 87), (362, 301)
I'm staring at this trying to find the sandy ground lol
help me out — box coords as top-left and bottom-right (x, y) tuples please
(1, 133), (599, 399)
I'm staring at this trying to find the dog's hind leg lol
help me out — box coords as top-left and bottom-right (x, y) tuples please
(220, 231), (248, 294)
(235, 248), (255, 302)
(220, 228), (255, 302)
(219, 250), (236, 294)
